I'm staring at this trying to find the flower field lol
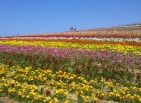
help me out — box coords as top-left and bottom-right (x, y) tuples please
(0, 30), (141, 103)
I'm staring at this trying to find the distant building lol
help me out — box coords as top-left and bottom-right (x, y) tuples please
(70, 26), (76, 31)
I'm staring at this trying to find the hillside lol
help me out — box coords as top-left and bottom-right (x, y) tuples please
(85, 23), (141, 31)
(1, 23), (141, 38)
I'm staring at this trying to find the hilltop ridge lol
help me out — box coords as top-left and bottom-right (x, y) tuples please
(1, 23), (141, 38)
(85, 23), (141, 31)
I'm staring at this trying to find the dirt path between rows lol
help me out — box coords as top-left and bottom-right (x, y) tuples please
(0, 87), (111, 103)
(0, 97), (21, 103)
(0, 97), (118, 103)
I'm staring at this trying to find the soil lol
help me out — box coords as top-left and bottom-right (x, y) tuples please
(0, 97), (119, 103)
(0, 97), (21, 103)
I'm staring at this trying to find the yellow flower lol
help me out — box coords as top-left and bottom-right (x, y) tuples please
(90, 80), (94, 83)
(69, 94), (72, 98)
(35, 97), (39, 100)
(126, 93), (131, 98)
(64, 100), (70, 103)
(139, 98), (141, 102)
(81, 95), (85, 99)
(49, 101), (53, 103)
(18, 91), (22, 96)
(45, 97), (51, 101)
(30, 91), (36, 96)
(64, 91), (68, 95)
(93, 97), (97, 101)
(43, 99), (47, 102)
(101, 79), (104, 82)
(113, 89), (116, 93)
(53, 97), (58, 103)
(115, 93), (120, 97)
(55, 89), (58, 94)
(131, 96), (135, 99)
(4, 83), (8, 87)
(69, 76), (74, 80)
(43, 77), (47, 81)
(101, 93), (105, 96)
(138, 88), (141, 91)
(120, 89), (125, 95)
(109, 92), (114, 96)
(83, 80), (88, 84)
(22, 95), (25, 98)
(85, 99), (89, 103)
(86, 96), (89, 99)
(76, 91), (78, 95)
(26, 95), (30, 98)
(123, 87), (128, 91)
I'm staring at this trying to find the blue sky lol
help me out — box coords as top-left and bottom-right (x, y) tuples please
(0, 0), (141, 36)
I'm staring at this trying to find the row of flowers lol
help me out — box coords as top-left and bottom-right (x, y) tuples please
(0, 64), (141, 103)
(1, 37), (141, 42)
(1, 38), (141, 47)
(0, 44), (141, 70)
(2, 30), (141, 38)
(0, 40), (141, 55)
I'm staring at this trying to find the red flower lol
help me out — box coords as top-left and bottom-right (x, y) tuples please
(87, 66), (90, 70)
(46, 90), (50, 95)
(114, 71), (117, 74)
(104, 68), (107, 71)
(11, 83), (14, 87)
(98, 96), (101, 99)
(137, 76), (140, 79)
(76, 68), (78, 70)
(85, 71), (88, 74)
(5, 91), (8, 96)
(77, 70), (81, 74)
(62, 70), (65, 73)
(58, 76), (61, 79)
